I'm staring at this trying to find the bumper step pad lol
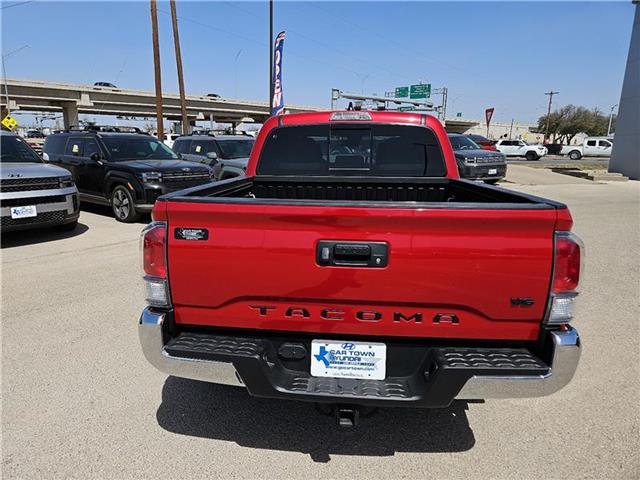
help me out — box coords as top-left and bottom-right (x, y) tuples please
(436, 348), (549, 376)
(164, 332), (550, 407)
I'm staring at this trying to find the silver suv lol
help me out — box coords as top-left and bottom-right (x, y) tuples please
(1, 130), (80, 232)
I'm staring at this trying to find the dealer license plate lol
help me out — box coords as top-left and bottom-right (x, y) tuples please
(488, 168), (498, 175)
(10, 205), (37, 219)
(310, 339), (386, 380)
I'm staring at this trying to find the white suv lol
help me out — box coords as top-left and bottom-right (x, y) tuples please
(495, 139), (547, 161)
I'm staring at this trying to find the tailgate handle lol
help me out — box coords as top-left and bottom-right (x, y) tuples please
(317, 241), (388, 268)
(334, 244), (371, 260)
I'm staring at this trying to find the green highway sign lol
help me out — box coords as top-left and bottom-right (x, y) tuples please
(398, 106), (416, 111)
(395, 86), (409, 98)
(410, 83), (431, 99)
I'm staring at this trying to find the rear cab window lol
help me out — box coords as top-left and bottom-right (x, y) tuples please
(65, 137), (84, 156)
(43, 135), (67, 155)
(190, 140), (216, 155)
(172, 139), (191, 154)
(257, 124), (446, 177)
(217, 139), (254, 159)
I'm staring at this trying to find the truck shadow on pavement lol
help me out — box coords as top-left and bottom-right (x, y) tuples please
(156, 377), (477, 462)
(1, 222), (89, 248)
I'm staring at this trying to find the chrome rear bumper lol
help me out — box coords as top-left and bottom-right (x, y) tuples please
(455, 327), (580, 398)
(139, 308), (243, 386)
(139, 307), (581, 400)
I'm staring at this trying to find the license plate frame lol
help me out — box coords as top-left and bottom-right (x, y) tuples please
(310, 339), (386, 380)
(10, 205), (37, 219)
(488, 168), (498, 175)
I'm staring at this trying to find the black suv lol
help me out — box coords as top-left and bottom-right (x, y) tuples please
(172, 133), (255, 180)
(43, 127), (214, 222)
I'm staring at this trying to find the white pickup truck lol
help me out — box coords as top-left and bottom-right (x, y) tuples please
(495, 139), (548, 161)
(561, 137), (613, 160)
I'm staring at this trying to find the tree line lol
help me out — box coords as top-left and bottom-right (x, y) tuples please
(537, 105), (615, 144)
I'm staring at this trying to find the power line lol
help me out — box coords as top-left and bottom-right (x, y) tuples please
(1, 0), (33, 10)
(223, 1), (413, 84)
(303, 2), (468, 76)
(158, 8), (394, 86)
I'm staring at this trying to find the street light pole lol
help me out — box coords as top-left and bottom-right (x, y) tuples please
(1, 44), (30, 117)
(544, 90), (559, 143)
(149, 0), (164, 140)
(607, 104), (618, 136)
(356, 73), (370, 94)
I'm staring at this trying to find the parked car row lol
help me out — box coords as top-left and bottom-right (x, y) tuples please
(2, 123), (515, 229)
(19, 120), (610, 228)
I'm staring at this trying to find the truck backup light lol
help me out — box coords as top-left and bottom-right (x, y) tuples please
(141, 222), (169, 307)
(548, 232), (584, 325)
(143, 276), (169, 307)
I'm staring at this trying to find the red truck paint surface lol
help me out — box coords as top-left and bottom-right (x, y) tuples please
(156, 111), (574, 342)
(167, 202), (558, 340)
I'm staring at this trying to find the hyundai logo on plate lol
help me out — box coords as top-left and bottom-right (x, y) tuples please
(342, 343), (356, 350)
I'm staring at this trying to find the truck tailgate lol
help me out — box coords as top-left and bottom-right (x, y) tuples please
(165, 201), (557, 340)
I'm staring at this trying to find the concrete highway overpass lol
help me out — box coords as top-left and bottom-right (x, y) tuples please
(0, 78), (322, 128)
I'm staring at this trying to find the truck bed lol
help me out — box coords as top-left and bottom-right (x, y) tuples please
(157, 175), (565, 342)
(165, 176), (561, 208)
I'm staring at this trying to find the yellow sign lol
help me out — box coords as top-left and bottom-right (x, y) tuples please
(2, 115), (17, 131)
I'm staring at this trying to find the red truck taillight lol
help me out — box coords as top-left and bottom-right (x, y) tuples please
(547, 232), (584, 325)
(141, 222), (170, 307)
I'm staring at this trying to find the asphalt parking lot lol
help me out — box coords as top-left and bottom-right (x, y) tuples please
(2, 167), (639, 479)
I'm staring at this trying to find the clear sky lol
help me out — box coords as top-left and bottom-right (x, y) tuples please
(1, 1), (635, 126)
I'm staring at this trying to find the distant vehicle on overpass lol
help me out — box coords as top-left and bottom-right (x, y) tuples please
(2, 78), (320, 129)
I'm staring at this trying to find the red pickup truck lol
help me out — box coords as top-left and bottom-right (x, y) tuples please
(139, 111), (582, 426)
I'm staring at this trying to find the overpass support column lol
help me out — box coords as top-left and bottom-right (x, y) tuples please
(609, 3), (639, 179)
(61, 102), (79, 129)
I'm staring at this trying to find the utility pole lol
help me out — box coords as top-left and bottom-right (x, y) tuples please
(543, 90), (559, 143)
(509, 118), (514, 139)
(170, 0), (189, 135)
(607, 104), (617, 136)
(269, 0), (274, 104)
(150, 0), (164, 140)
